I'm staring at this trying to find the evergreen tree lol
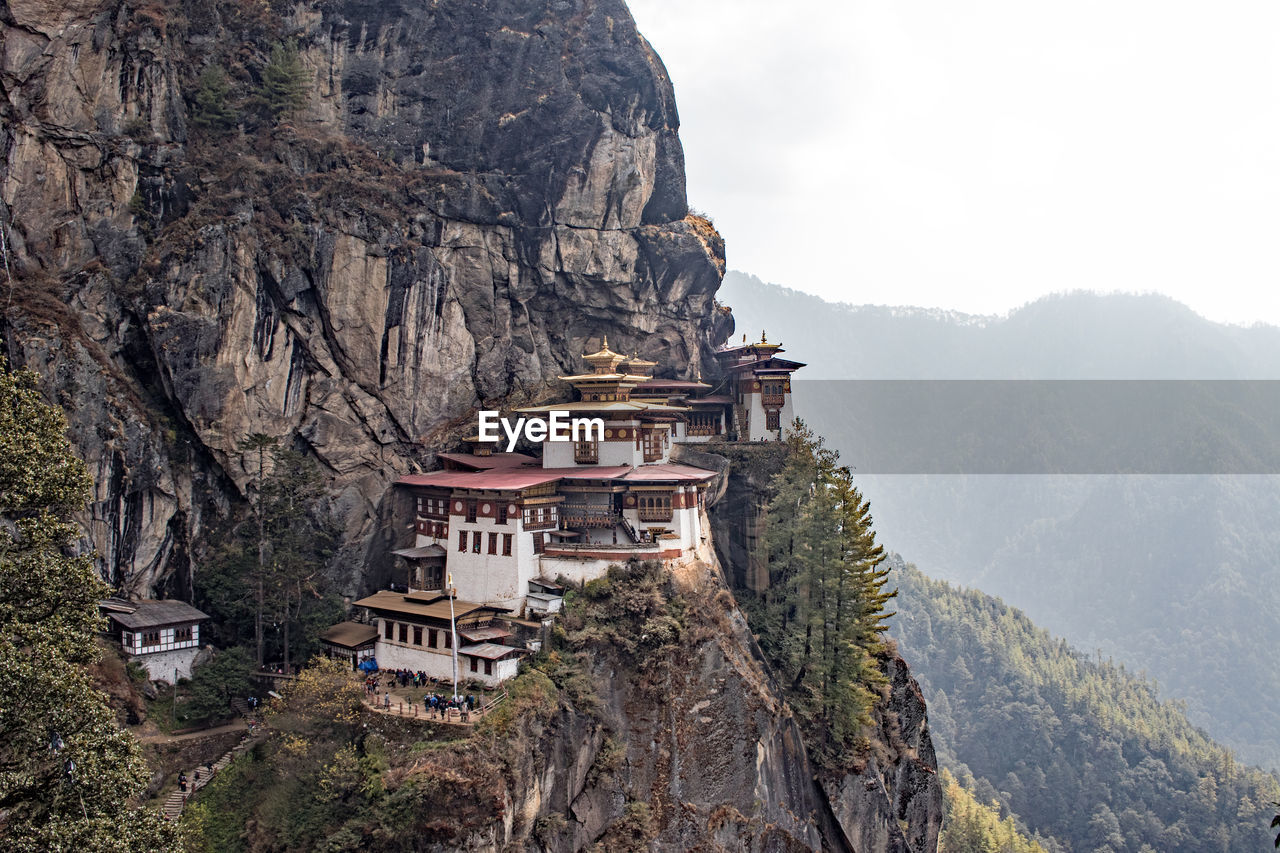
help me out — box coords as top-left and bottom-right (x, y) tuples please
(197, 441), (340, 672)
(749, 420), (897, 766)
(190, 66), (237, 132)
(258, 42), (310, 120)
(0, 358), (176, 850)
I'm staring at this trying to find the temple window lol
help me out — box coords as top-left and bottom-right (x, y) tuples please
(574, 438), (599, 464)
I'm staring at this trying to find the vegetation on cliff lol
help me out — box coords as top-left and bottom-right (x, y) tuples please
(0, 360), (175, 850)
(181, 560), (688, 850)
(194, 441), (345, 672)
(738, 422), (898, 770)
(891, 561), (1280, 852)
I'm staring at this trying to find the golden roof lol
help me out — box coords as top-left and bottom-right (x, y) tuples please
(582, 335), (627, 373)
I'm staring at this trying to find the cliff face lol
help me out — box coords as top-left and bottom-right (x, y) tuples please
(385, 552), (940, 853)
(0, 0), (730, 594)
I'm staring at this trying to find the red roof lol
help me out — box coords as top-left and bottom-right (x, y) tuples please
(397, 466), (631, 491)
(437, 451), (538, 471)
(398, 469), (566, 490)
(557, 466), (633, 480)
(621, 464), (716, 482)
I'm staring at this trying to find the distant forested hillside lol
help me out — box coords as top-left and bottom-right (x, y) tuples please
(721, 270), (1280, 769)
(889, 559), (1280, 853)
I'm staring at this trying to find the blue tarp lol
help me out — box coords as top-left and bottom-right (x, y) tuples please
(359, 658), (378, 672)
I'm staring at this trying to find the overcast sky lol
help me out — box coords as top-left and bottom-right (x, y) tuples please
(626, 0), (1280, 326)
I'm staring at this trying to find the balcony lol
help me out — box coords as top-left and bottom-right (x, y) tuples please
(523, 517), (558, 531)
(560, 508), (619, 528)
(637, 507), (673, 523)
(761, 393), (786, 408)
(573, 442), (599, 464)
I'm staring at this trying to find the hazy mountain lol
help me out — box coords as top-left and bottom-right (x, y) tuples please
(721, 270), (1280, 379)
(721, 270), (1280, 769)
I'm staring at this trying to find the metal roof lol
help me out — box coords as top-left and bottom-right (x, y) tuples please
(391, 544), (447, 559)
(354, 590), (510, 621)
(458, 642), (525, 660)
(437, 451), (537, 470)
(620, 464), (717, 483)
(319, 621), (379, 648)
(397, 466), (633, 490)
(398, 468), (567, 490)
(515, 400), (689, 414)
(106, 599), (208, 629)
(634, 378), (712, 390)
(459, 625), (512, 643)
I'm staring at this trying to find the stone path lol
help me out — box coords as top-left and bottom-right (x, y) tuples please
(159, 729), (260, 821)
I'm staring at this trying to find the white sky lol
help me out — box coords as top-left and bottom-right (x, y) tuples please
(625, 0), (1280, 326)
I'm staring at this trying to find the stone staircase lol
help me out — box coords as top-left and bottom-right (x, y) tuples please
(159, 731), (256, 821)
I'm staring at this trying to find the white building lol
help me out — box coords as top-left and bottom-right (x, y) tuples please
(395, 340), (717, 616)
(101, 599), (208, 682)
(351, 590), (522, 687)
(713, 333), (805, 441)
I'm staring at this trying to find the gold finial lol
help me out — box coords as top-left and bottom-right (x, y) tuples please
(761, 330), (767, 343)
(742, 334), (747, 343)
(603, 334), (609, 350)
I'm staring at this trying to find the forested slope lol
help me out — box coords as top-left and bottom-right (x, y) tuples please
(889, 559), (1279, 853)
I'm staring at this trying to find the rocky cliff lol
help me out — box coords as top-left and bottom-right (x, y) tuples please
(0, 0), (730, 595)
(207, 548), (941, 852)
(484, 556), (942, 852)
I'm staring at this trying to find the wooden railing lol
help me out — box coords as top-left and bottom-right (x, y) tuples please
(560, 508), (618, 528)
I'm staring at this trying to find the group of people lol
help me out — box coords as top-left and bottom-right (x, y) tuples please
(363, 669), (435, 694)
(359, 667), (486, 722)
(423, 692), (478, 721)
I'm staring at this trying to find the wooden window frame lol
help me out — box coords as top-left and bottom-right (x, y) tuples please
(502, 533), (513, 556)
(458, 530), (467, 552)
(488, 532), (498, 555)
(413, 626), (423, 646)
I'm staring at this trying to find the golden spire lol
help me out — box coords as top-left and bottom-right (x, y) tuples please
(761, 330), (767, 343)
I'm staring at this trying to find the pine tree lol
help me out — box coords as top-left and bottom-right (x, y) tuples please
(753, 420), (898, 764)
(259, 42), (310, 120)
(190, 66), (237, 132)
(0, 358), (176, 850)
